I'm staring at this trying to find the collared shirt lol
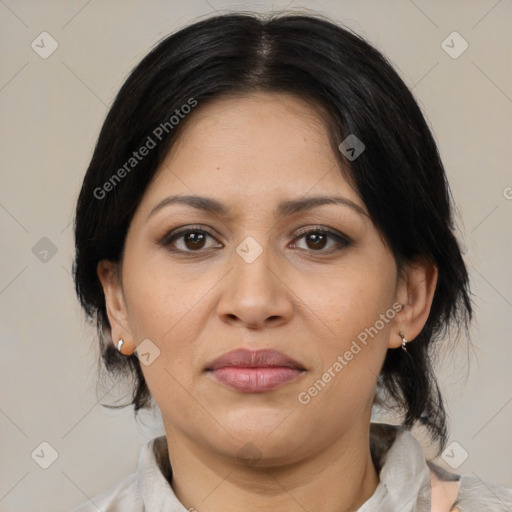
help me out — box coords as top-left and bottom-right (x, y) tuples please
(70, 423), (512, 511)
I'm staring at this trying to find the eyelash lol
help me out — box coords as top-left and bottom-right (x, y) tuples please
(160, 224), (352, 255)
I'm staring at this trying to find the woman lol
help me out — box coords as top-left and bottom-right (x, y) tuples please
(70, 12), (512, 512)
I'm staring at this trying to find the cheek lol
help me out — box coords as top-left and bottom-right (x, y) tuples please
(121, 245), (200, 339)
(296, 295), (394, 430)
(121, 248), (221, 384)
(296, 259), (397, 403)
(301, 259), (397, 348)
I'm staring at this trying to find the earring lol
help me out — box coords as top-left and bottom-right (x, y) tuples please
(399, 331), (408, 351)
(117, 339), (124, 353)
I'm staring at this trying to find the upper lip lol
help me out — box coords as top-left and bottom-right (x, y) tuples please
(206, 349), (305, 371)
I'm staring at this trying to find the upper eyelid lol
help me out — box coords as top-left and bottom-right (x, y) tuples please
(165, 224), (346, 237)
(162, 224), (351, 247)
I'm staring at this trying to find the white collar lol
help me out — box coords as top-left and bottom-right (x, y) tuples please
(358, 426), (431, 511)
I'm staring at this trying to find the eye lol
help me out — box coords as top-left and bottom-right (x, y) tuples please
(160, 225), (352, 255)
(161, 226), (223, 252)
(290, 226), (351, 253)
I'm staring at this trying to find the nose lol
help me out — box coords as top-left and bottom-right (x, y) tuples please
(216, 244), (294, 330)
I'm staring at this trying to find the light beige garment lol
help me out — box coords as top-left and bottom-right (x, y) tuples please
(69, 423), (512, 512)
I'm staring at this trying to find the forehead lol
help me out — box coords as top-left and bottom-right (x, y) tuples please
(142, 91), (362, 213)
(180, 91), (330, 137)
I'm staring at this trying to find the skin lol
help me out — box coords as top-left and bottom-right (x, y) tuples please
(98, 91), (438, 512)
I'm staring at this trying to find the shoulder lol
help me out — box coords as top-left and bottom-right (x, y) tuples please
(68, 472), (143, 512)
(454, 472), (512, 511)
(68, 435), (177, 512)
(427, 460), (512, 512)
(370, 423), (512, 512)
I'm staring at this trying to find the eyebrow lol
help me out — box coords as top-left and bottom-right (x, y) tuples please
(148, 194), (368, 220)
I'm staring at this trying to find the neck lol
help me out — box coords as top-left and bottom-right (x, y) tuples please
(164, 423), (379, 512)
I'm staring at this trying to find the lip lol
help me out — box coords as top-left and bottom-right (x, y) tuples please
(205, 349), (306, 393)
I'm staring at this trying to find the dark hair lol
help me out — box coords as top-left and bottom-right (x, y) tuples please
(73, 11), (472, 452)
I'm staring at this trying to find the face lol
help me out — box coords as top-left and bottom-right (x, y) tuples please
(100, 92), (411, 466)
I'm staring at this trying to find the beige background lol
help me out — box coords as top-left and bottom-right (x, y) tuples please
(0, 1), (511, 511)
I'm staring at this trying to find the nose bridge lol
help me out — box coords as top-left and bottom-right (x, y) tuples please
(216, 236), (293, 327)
(232, 236), (280, 302)
(235, 238), (275, 290)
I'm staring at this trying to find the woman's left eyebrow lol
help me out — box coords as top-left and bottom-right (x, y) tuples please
(147, 194), (368, 220)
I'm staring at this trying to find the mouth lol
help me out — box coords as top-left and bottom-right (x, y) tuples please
(205, 348), (306, 393)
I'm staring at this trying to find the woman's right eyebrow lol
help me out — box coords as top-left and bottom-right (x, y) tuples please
(147, 194), (368, 220)
(148, 195), (229, 219)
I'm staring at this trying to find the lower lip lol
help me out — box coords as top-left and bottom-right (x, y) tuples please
(208, 367), (304, 392)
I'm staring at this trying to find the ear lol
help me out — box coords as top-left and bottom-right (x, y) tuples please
(388, 257), (438, 349)
(97, 259), (134, 354)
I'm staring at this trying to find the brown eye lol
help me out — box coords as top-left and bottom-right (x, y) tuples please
(304, 232), (328, 250)
(292, 227), (351, 253)
(181, 232), (207, 250)
(161, 227), (222, 253)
